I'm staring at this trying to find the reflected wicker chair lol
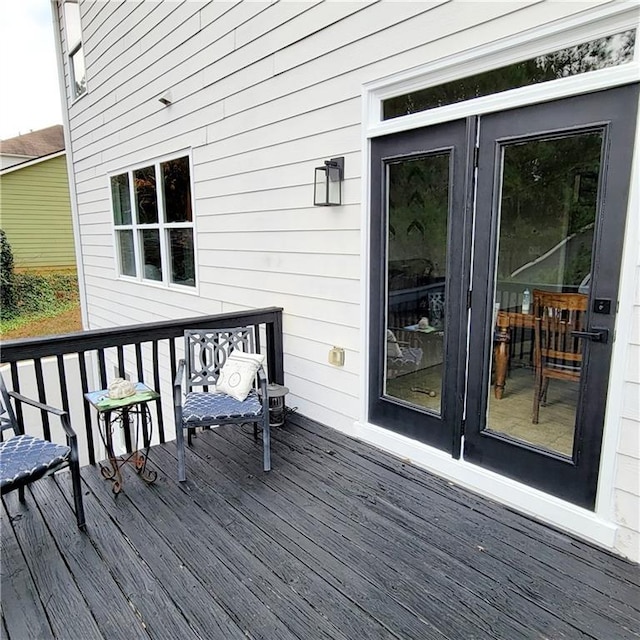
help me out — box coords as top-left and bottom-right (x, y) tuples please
(386, 329), (424, 379)
(0, 373), (86, 530)
(532, 290), (588, 424)
(173, 327), (270, 482)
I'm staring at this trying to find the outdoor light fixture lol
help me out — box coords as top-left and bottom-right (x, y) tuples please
(158, 91), (172, 106)
(314, 156), (344, 206)
(259, 383), (290, 427)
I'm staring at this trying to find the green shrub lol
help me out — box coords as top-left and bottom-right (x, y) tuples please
(0, 230), (17, 319)
(14, 272), (58, 314)
(5, 271), (80, 317)
(47, 272), (80, 305)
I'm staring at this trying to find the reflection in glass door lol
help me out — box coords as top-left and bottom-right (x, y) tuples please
(487, 132), (601, 456)
(385, 154), (450, 415)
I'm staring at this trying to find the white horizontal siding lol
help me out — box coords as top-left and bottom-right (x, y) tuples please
(613, 489), (640, 557)
(285, 340), (359, 379)
(59, 0), (638, 559)
(200, 267), (359, 305)
(286, 382), (360, 434)
(195, 124), (361, 177)
(622, 382), (640, 423)
(198, 249), (360, 279)
(195, 206), (359, 233)
(199, 281), (360, 327)
(196, 228), (360, 255)
(70, 1), (483, 160)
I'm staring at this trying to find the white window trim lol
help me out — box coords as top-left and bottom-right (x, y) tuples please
(109, 150), (199, 294)
(62, 0), (87, 100)
(357, 2), (640, 551)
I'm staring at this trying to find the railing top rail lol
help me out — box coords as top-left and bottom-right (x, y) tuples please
(1, 307), (284, 363)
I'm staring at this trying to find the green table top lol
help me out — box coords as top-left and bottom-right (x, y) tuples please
(85, 382), (159, 412)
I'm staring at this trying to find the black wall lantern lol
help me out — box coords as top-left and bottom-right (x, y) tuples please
(314, 157), (344, 206)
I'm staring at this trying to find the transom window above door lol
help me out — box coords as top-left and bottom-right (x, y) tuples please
(110, 156), (196, 288)
(382, 29), (636, 120)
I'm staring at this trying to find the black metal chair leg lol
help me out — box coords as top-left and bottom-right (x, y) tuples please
(176, 426), (187, 482)
(18, 486), (25, 503)
(262, 413), (271, 472)
(69, 458), (86, 530)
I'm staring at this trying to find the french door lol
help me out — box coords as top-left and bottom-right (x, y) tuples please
(369, 120), (472, 453)
(369, 84), (639, 508)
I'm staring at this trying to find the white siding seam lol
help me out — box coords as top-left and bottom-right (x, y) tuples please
(76, 2), (285, 128)
(271, 1), (450, 77)
(71, 1), (524, 153)
(198, 122), (360, 162)
(199, 262), (360, 279)
(81, 0), (118, 39)
(84, 1), (148, 61)
(72, 92), (359, 162)
(84, 296), (205, 323)
(198, 282), (360, 307)
(70, 3), (436, 147)
(194, 143), (360, 181)
(79, 3), (197, 113)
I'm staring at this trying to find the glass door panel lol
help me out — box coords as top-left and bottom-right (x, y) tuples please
(385, 154), (450, 415)
(487, 132), (601, 456)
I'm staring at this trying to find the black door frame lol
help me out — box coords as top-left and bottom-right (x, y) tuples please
(463, 85), (639, 509)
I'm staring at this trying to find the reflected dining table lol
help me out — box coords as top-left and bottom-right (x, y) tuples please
(493, 307), (534, 399)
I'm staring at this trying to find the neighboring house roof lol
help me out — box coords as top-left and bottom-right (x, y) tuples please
(0, 125), (65, 158)
(0, 150), (66, 176)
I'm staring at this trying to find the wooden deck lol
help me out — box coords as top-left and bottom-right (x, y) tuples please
(2, 415), (639, 640)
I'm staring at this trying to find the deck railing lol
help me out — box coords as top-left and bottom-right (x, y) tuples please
(0, 307), (283, 466)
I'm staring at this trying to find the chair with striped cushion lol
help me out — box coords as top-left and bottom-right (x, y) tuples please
(173, 327), (271, 482)
(0, 373), (85, 530)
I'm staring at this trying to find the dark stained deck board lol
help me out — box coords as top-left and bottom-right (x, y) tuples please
(256, 417), (640, 628)
(85, 459), (353, 640)
(1, 415), (639, 640)
(150, 444), (447, 640)
(1, 500), (54, 640)
(138, 447), (401, 640)
(77, 465), (275, 640)
(298, 415), (640, 587)
(176, 429), (550, 639)
(2, 490), (104, 640)
(27, 478), (150, 640)
(207, 422), (632, 639)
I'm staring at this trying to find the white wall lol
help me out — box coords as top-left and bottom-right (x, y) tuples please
(55, 0), (638, 560)
(610, 152), (640, 561)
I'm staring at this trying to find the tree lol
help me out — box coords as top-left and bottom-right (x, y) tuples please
(0, 230), (17, 319)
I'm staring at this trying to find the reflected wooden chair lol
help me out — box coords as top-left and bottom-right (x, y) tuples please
(0, 373), (86, 530)
(532, 290), (588, 424)
(173, 327), (270, 482)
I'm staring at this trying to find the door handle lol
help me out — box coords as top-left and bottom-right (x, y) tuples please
(571, 328), (609, 344)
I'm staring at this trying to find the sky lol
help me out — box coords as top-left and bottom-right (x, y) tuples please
(0, 0), (62, 140)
